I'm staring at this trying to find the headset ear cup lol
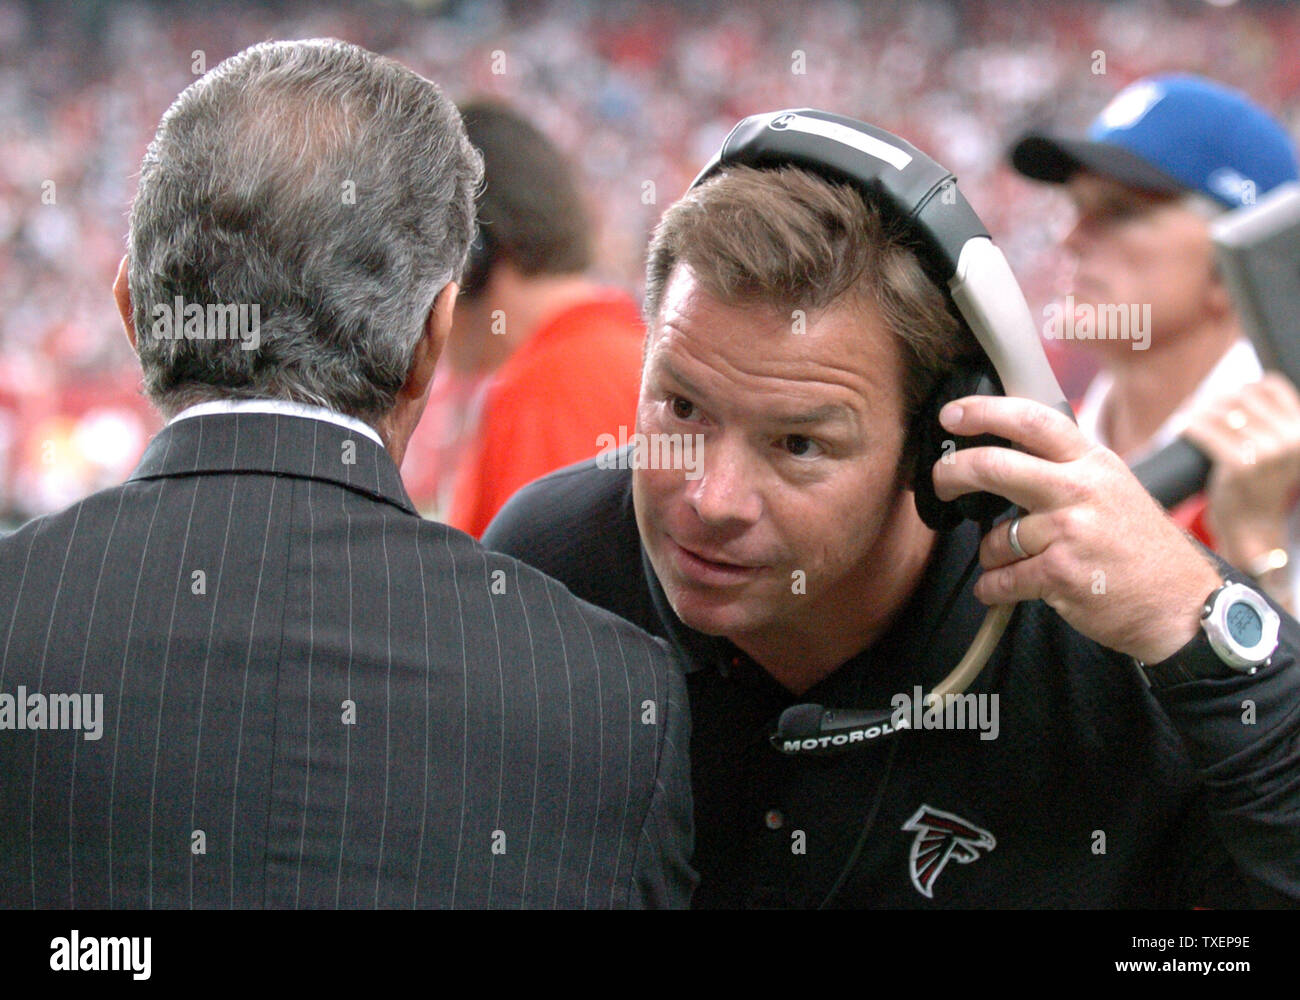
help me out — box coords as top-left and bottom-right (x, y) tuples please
(911, 365), (1016, 532)
(911, 390), (964, 532)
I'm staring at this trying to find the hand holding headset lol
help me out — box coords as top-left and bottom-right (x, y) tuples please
(687, 109), (1074, 754)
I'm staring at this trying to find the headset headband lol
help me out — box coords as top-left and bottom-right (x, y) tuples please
(688, 108), (1070, 413)
(691, 108), (987, 285)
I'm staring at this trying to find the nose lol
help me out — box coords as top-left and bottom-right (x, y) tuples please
(685, 435), (762, 530)
(1061, 209), (1091, 257)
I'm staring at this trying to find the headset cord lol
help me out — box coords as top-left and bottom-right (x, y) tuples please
(816, 735), (901, 909)
(816, 540), (986, 909)
(929, 530), (988, 648)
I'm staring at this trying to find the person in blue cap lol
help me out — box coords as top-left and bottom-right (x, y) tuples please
(1011, 73), (1300, 612)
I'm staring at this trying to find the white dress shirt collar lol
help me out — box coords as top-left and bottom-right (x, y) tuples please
(1075, 339), (1263, 464)
(167, 398), (384, 448)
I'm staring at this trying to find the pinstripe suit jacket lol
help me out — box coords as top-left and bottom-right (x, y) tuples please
(0, 411), (695, 908)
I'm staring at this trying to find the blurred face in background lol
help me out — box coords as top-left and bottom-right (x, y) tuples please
(632, 264), (923, 647)
(1059, 171), (1222, 356)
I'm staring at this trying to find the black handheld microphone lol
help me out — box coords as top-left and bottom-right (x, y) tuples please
(1132, 438), (1213, 509)
(770, 703), (910, 755)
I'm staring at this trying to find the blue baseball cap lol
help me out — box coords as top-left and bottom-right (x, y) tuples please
(1011, 74), (1298, 209)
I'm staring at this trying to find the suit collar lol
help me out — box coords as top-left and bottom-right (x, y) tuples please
(128, 410), (417, 515)
(168, 398), (384, 447)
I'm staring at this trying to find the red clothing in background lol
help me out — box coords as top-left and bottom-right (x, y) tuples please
(448, 290), (645, 538)
(1172, 493), (1214, 549)
(401, 367), (492, 519)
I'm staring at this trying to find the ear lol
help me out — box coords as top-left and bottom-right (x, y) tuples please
(400, 281), (459, 402)
(1203, 253), (1235, 321)
(113, 255), (136, 351)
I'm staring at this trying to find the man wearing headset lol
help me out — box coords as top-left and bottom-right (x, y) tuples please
(483, 111), (1300, 908)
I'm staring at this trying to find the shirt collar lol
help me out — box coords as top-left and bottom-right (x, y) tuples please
(168, 398), (384, 448)
(133, 405), (415, 515)
(1076, 339), (1262, 463)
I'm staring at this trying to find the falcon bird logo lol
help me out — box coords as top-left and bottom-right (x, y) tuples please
(902, 805), (996, 899)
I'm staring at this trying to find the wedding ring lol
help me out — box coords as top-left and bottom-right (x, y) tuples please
(1007, 516), (1029, 560)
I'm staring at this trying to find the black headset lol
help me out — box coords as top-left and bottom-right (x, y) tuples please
(687, 109), (1074, 754)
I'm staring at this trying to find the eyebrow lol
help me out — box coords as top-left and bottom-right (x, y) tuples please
(662, 360), (706, 402)
(770, 403), (855, 426)
(661, 360), (856, 427)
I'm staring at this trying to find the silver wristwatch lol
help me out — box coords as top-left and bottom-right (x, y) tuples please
(1138, 581), (1280, 686)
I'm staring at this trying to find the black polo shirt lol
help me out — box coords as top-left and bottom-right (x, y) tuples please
(483, 457), (1300, 908)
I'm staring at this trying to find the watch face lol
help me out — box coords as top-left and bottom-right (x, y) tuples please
(1227, 600), (1264, 647)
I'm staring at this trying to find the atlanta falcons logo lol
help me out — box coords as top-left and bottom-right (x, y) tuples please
(902, 805), (996, 899)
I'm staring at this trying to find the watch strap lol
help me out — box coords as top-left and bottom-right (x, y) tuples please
(1136, 628), (1240, 687)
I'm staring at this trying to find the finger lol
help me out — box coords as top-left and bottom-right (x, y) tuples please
(1238, 389), (1288, 438)
(940, 395), (1087, 464)
(1257, 373), (1300, 417)
(1197, 391), (1239, 421)
(978, 511), (1049, 570)
(1197, 400), (1248, 437)
(972, 556), (1050, 607)
(1215, 397), (1285, 465)
(932, 445), (1072, 513)
(1197, 382), (1265, 421)
(1181, 418), (1241, 466)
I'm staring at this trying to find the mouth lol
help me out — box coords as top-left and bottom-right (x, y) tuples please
(1063, 274), (1105, 300)
(665, 536), (765, 586)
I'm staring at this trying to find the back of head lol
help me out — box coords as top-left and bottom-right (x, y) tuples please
(128, 38), (484, 421)
(457, 99), (591, 296)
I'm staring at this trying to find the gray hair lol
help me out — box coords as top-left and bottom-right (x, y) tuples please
(127, 38), (484, 420)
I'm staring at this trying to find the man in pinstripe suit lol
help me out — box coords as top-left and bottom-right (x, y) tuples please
(0, 39), (694, 909)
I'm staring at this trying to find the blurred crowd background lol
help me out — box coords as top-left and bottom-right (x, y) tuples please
(1, 0), (1297, 526)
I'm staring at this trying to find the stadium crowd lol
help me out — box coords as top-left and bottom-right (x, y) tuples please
(1, 0), (1298, 524)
